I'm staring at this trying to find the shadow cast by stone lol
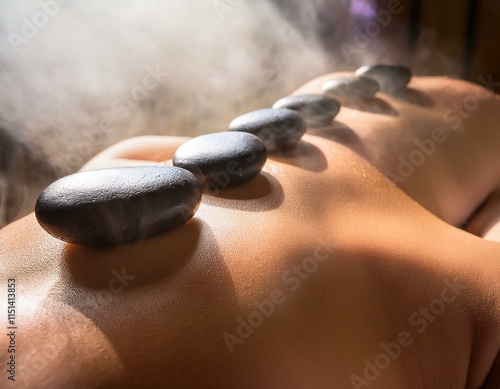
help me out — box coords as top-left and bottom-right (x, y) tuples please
(269, 140), (328, 173)
(388, 88), (435, 107)
(308, 121), (368, 159)
(63, 218), (204, 290)
(337, 96), (399, 116)
(202, 171), (284, 212)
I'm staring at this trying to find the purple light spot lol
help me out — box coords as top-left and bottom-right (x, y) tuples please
(350, 0), (377, 20)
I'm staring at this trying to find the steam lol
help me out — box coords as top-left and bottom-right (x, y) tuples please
(4, 0), (452, 227)
(0, 1), (343, 169)
(0, 0), (352, 225)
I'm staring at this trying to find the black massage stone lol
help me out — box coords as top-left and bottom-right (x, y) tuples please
(173, 131), (267, 188)
(35, 166), (201, 246)
(272, 94), (341, 127)
(228, 108), (306, 151)
(322, 76), (380, 98)
(356, 65), (412, 93)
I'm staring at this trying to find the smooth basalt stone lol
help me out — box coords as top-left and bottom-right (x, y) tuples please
(173, 131), (267, 188)
(272, 94), (341, 127)
(228, 108), (306, 151)
(35, 166), (201, 246)
(355, 65), (412, 93)
(322, 76), (380, 98)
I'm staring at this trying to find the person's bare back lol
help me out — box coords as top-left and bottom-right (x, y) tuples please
(1, 74), (500, 388)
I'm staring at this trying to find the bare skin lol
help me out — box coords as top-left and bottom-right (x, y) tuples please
(1, 74), (500, 389)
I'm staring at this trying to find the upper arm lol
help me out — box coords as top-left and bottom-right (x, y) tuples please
(80, 135), (190, 171)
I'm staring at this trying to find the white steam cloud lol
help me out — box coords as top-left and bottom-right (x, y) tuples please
(0, 0), (356, 225)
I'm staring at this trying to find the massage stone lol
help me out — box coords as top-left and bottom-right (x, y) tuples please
(173, 131), (267, 188)
(228, 108), (306, 151)
(356, 65), (412, 93)
(35, 166), (201, 246)
(322, 76), (380, 98)
(272, 94), (341, 127)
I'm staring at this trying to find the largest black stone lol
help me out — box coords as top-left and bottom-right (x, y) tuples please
(35, 166), (201, 246)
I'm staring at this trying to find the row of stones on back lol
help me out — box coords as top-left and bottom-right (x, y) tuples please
(35, 64), (412, 246)
(174, 64), (413, 189)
